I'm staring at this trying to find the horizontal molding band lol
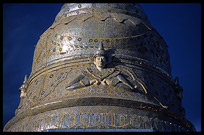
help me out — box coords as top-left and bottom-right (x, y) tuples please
(4, 97), (193, 131)
(28, 55), (173, 86)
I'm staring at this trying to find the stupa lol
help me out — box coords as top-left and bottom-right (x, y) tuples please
(4, 3), (195, 132)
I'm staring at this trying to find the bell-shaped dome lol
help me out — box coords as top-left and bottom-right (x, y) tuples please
(30, 3), (171, 77)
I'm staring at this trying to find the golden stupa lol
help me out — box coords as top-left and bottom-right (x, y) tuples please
(4, 3), (195, 132)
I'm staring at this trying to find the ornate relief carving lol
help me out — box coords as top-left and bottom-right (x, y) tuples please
(39, 67), (72, 102)
(65, 42), (137, 92)
(15, 75), (29, 115)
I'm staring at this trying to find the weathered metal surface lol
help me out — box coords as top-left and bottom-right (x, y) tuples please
(4, 3), (195, 132)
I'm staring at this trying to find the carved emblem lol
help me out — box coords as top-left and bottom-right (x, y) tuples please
(19, 75), (28, 98)
(16, 75), (29, 114)
(66, 41), (137, 91)
(17, 75), (28, 108)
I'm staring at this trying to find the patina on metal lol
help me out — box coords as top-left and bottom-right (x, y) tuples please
(4, 3), (195, 132)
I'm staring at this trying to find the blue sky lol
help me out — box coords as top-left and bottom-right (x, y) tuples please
(3, 3), (201, 131)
